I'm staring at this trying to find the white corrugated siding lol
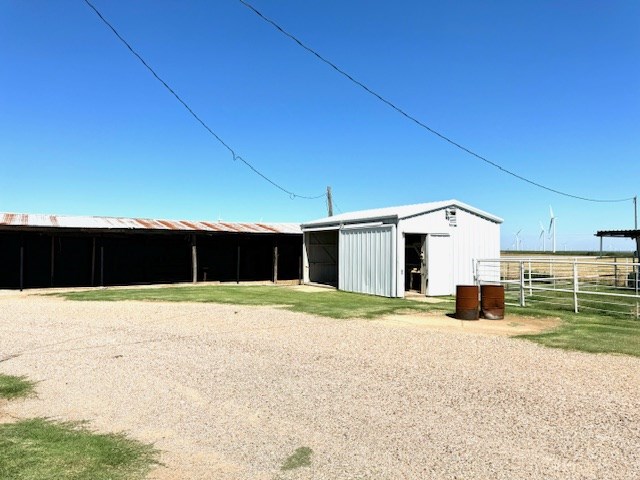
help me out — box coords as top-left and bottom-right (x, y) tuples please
(339, 225), (396, 297)
(398, 207), (500, 295)
(451, 209), (500, 285)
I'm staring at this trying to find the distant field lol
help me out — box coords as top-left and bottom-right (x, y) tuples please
(501, 251), (636, 258)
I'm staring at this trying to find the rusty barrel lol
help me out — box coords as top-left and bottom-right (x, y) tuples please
(481, 284), (505, 320)
(455, 285), (479, 320)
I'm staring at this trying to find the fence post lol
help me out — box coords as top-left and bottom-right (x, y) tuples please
(519, 261), (525, 307)
(473, 259), (478, 286)
(573, 260), (579, 313)
(528, 260), (532, 296)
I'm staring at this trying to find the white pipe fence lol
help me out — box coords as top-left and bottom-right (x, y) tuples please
(474, 257), (640, 319)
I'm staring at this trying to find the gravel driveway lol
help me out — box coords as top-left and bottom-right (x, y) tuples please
(1, 292), (638, 479)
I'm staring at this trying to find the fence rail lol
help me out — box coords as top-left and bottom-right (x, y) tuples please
(474, 257), (640, 319)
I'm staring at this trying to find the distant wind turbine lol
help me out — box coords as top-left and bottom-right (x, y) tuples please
(539, 221), (546, 251)
(513, 229), (522, 251)
(548, 206), (557, 253)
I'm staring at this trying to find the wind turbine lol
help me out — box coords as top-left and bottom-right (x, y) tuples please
(538, 221), (546, 251)
(513, 229), (522, 251)
(548, 206), (557, 253)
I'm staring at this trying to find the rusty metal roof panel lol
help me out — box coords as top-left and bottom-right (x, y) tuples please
(0, 212), (302, 235)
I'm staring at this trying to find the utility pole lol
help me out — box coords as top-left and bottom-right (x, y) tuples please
(326, 186), (333, 217)
(634, 195), (637, 229)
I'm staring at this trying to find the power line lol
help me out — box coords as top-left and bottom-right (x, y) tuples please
(83, 0), (324, 201)
(238, 0), (635, 204)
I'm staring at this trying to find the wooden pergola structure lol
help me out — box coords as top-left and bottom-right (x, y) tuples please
(595, 229), (640, 259)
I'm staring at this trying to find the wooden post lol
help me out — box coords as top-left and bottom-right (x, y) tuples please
(298, 255), (302, 285)
(100, 242), (104, 287)
(236, 244), (241, 284)
(50, 236), (55, 287)
(91, 237), (96, 286)
(191, 234), (198, 283)
(19, 240), (24, 292)
(273, 243), (278, 284)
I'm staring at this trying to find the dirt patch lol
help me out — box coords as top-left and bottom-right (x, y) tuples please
(378, 311), (561, 336)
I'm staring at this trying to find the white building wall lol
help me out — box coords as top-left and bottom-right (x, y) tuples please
(303, 202), (501, 298)
(396, 208), (500, 296)
(452, 209), (500, 286)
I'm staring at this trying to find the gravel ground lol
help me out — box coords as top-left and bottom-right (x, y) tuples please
(0, 292), (638, 479)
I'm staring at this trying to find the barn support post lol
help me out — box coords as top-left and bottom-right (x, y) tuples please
(100, 240), (104, 287)
(599, 236), (603, 256)
(236, 242), (241, 284)
(19, 237), (24, 292)
(50, 236), (55, 287)
(298, 256), (302, 285)
(91, 237), (96, 286)
(191, 234), (198, 283)
(273, 243), (278, 284)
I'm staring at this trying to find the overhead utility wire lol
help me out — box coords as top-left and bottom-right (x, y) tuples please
(83, 0), (324, 200)
(238, 0), (634, 204)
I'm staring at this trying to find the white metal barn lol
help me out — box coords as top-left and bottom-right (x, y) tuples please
(301, 199), (502, 298)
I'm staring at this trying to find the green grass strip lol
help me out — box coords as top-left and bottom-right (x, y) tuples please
(0, 374), (35, 400)
(55, 285), (639, 357)
(0, 418), (158, 480)
(508, 305), (640, 357)
(55, 285), (453, 319)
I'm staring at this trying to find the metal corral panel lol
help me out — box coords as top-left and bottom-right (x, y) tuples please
(0, 212), (301, 235)
(339, 225), (396, 297)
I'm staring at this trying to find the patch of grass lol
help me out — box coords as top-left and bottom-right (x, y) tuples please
(55, 285), (454, 319)
(508, 304), (640, 357)
(55, 285), (639, 357)
(281, 446), (312, 471)
(0, 418), (158, 480)
(0, 374), (35, 400)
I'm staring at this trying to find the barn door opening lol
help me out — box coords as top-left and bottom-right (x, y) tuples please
(306, 230), (338, 287)
(405, 234), (427, 294)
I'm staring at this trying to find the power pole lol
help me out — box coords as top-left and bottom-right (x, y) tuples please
(634, 195), (637, 229)
(326, 186), (333, 217)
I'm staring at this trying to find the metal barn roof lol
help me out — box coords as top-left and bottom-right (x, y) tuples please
(0, 212), (301, 235)
(302, 199), (503, 228)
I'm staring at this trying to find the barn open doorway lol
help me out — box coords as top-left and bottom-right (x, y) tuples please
(305, 229), (338, 287)
(405, 234), (426, 294)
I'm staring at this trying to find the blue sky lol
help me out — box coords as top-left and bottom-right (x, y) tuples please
(1, 1), (638, 250)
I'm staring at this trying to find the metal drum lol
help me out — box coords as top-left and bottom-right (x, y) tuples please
(455, 285), (479, 320)
(481, 284), (505, 320)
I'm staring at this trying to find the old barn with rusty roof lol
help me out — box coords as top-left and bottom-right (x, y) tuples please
(0, 212), (302, 290)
